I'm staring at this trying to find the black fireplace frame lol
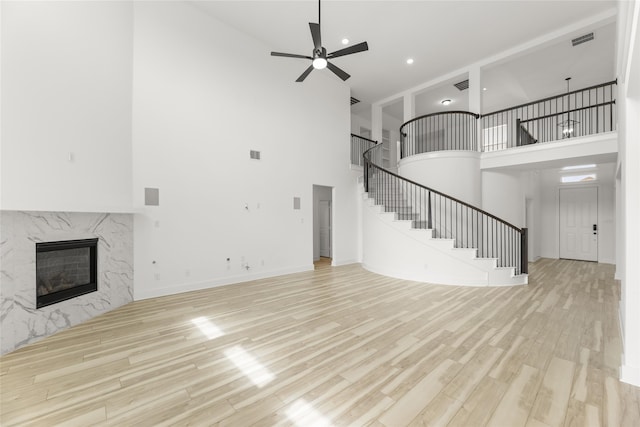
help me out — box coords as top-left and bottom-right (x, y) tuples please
(36, 238), (98, 308)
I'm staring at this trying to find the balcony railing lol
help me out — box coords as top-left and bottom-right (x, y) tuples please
(350, 133), (377, 166)
(399, 111), (479, 159)
(396, 80), (617, 157)
(481, 80), (617, 152)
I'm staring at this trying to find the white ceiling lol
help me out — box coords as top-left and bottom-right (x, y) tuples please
(196, 0), (617, 117)
(482, 21), (616, 113)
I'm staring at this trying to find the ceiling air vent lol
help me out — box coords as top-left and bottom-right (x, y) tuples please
(250, 150), (261, 160)
(572, 32), (594, 46)
(454, 79), (469, 91)
(350, 96), (360, 105)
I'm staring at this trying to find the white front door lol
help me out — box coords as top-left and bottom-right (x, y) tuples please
(319, 200), (331, 258)
(559, 187), (598, 261)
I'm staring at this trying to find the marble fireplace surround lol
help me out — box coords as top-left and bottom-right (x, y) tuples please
(0, 211), (133, 355)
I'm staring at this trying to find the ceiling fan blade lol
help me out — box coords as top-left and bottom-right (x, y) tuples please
(309, 23), (322, 51)
(296, 65), (315, 82)
(328, 41), (369, 59)
(326, 62), (350, 81)
(271, 52), (313, 60)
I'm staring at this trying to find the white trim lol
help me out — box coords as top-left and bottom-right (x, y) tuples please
(331, 259), (359, 267)
(615, 269), (623, 281)
(480, 132), (618, 171)
(134, 264), (314, 300)
(621, 0), (640, 90)
(399, 150), (481, 168)
(621, 363), (640, 387)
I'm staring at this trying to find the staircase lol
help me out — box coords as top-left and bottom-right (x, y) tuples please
(361, 146), (528, 287)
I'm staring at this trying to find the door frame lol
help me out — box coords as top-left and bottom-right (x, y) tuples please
(558, 185), (598, 261)
(312, 185), (334, 263)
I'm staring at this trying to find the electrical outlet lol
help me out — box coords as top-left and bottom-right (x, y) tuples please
(154, 273), (161, 281)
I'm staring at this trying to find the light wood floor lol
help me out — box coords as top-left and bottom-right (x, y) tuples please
(1, 259), (640, 426)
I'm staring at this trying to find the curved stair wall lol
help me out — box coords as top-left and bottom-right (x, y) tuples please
(398, 151), (482, 207)
(361, 193), (527, 286)
(361, 113), (528, 286)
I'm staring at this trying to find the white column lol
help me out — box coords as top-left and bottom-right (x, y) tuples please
(468, 65), (482, 114)
(622, 94), (640, 387)
(468, 65), (483, 154)
(371, 104), (383, 143)
(619, 0), (640, 388)
(403, 92), (415, 123)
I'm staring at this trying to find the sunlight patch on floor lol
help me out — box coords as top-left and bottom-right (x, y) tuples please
(286, 399), (333, 427)
(191, 316), (224, 340)
(224, 345), (274, 387)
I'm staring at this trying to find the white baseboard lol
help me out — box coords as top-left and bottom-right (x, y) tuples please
(615, 268), (623, 281)
(620, 363), (640, 387)
(134, 264), (314, 300)
(332, 258), (360, 267)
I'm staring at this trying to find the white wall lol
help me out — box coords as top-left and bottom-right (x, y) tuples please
(132, 2), (357, 299)
(399, 152), (482, 206)
(351, 113), (371, 136)
(523, 170), (542, 261)
(0, 1), (133, 212)
(482, 170), (525, 227)
(619, 0), (640, 387)
(538, 165), (616, 263)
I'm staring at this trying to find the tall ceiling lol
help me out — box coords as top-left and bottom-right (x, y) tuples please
(195, 0), (617, 117)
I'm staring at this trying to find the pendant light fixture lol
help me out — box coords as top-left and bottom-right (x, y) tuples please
(558, 77), (579, 138)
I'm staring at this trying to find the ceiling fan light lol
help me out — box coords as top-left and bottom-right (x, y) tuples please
(312, 57), (327, 70)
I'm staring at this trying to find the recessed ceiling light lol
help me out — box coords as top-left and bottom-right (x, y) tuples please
(441, 99), (452, 106)
(483, 87), (487, 91)
(341, 38), (349, 45)
(406, 58), (414, 65)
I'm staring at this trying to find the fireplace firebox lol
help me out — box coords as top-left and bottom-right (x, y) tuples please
(36, 238), (98, 308)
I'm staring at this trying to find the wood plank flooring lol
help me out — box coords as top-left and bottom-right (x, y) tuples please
(2, 258), (640, 426)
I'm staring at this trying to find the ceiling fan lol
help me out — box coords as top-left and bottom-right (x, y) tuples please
(270, 0), (369, 82)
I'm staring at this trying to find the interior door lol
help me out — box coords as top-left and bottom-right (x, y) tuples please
(559, 187), (598, 261)
(319, 200), (331, 258)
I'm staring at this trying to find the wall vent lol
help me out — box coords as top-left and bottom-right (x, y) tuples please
(250, 150), (261, 160)
(350, 96), (360, 105)
(144, 188), (159, 206)
(572, 32), (594, 46)
(454, 79), (469, 91)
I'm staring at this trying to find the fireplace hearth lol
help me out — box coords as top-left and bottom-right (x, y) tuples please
(36, 238), (98, 308)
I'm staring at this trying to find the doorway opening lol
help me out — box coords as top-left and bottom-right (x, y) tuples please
(313, 185), (333, 269)
(559, 187), (598, 261)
